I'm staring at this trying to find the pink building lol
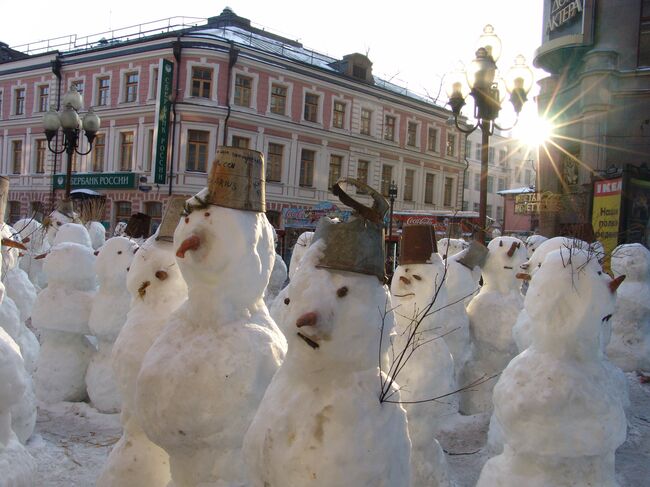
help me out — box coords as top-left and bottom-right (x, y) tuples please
(498, 186), (538, 236)
(0, 8), (466, 256)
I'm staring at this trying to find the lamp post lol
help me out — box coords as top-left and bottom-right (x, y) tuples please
(446, 25), (532, 244)
(43, 86), (101, 201)
(387, 180), (398, 275)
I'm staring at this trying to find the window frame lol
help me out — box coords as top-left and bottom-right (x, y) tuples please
(403, 168), (415, 201)
(380, 164), (394, 197)
(120, 69), (140, 104)
(424, 172), (436, 205)
(270, 83), (289, 116)
(446, 132), (457, 157)
(266, 142), (284, 183)
(328, 154), (344, 190)
(11, 139), (23, 174)
(35, 84), (50, 113)
(384, 114), (396, 141)
(118, 131), (135, 172)
(234, 73), (253, 108)
(360, 107), (372, 136)
(303, 91), (321, 124)
(186, 129), (211, 173)
(34, 138), (47, 174)
(299, 148), (316, 187)
(356, 159), (370, 193)
(443, 176), (455, 207)
(91, 132), (106, 173)
(13, 86), (26, 116)
(406, 120), (419, 147)
(332, 99), (347, 130)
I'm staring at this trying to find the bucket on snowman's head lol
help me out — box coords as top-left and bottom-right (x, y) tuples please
(399, 225), (437, 265)
(0, 176), (8, 225)
(156, 195), (187, 242)
(206, 146), (265, 212)
(124, 212), (151, 239)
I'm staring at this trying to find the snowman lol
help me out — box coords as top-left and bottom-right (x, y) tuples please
(32, 223), (96, 403)
(86, 221), (107, 250)
(460, 236), (527, 415)
(390, 224), (454, 487)
(524, 234), (547, 259)
(437, 237), (468, 259)
(606, 243), (650, 372)
(264, 228), (288, 306)
(14, 217), (50, 289)
(243, 179), (411, 487)
(135, 147), (287, 487)
(86, 236), (139, 413)
(477, 247), (628, 487)
(98, 199), (188, 487)
(43, 200), (79, 245)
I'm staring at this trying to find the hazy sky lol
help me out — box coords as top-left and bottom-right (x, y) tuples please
(1, 0), (545, 125)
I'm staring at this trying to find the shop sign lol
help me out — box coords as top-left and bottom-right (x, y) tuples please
(53, 172), (136, 190)
(283, 201), (351, 228)
(547, 0), (583, 35)
(514, 192), (562, 214)
(153, 59), (174, 184)
(592, 177), (622, 260)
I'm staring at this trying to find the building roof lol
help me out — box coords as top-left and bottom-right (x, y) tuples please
(0, 41), (29, 63)
(497, 186), (536, 195)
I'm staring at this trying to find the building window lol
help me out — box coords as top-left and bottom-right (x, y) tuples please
(234, 74), (252, 107)
(150, 67), (159, 100)
(97, 77), (110, 106)
(444, 177), (454, 207)
(487, 176), (494, 193)
(119, 132), (134, 171)
(474, 173), (480, 190)
(266, 143), (283, 182)
(187, 130), (209, 172)
(37, 85), (49, 112)
(498, 177), (506, 192)
(14, 88), (25, 115)
(463, 173), (469, 189)
(499, 149), (508, 166)
(357, 160), (369, 193)
(328, 155), (343, 189)
(35, 139), (47, 174)
(486, 204), (493, 218)
(473, 202), (480, 213)
(488, 147), (495, 164)
(270, 84), (287, 115)
(0, 90), (3, 117)
(425, 173), (435, 204)
(299, 149), (315, 187)
(144, 129), (154, 172)
(124, 73), (138, 103)
(475, 144), (481, 160)
(70, 152), (79, 173)
(465, 139), (472, 157)
(332, 101), (346, 129)
(92, 134), (105, 172)
(115, 201), (132, 225)
(462, 201), (469, 211)
(360, 108), (372, 135)
(403, 169), (415, 201)
(303, 93), (319, 122)
(191, 67), (212, 98)
(385, 115), (396, 141)
(12, 140), (22, 174)
(497, 206), (504, 221)
(446, 132), (456, 157)
(427, 128), (438, 152)
(7, 201), (21, 224)
(381, 164), (393, 197)
(231, 135), (250, 149)
(407, 122), (417, 147)
(144, 202), (163, 234)
(639, 2), (650, 66)
(352, 64), (367, 79)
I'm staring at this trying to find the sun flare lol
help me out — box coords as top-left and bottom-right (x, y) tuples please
(513, 114), (555, 148)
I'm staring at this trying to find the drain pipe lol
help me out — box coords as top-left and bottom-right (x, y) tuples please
(222, 41), (240, 146)
(168, 38), (182, 196)
(49, 55), (63, 211)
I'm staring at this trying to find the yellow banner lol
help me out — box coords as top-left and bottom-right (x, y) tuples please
(592, 178), (622, 266)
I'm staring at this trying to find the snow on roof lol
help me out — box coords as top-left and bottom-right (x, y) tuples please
(497, 186), (536, 195)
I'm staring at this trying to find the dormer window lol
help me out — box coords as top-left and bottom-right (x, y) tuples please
(352, 65), (367, 80)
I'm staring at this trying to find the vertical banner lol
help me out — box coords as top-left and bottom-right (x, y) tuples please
(153, 59), (174, 185)
(592, 177), (622, 265)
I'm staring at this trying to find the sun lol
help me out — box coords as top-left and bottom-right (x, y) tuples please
(513, 113), (555, 149)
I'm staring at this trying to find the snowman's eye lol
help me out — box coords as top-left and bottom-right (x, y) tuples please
(284, 298), (290, 305)
(204, 212), (210, 217)
(413, 275), (422, 281)
(337, 286), (348, 297)
(118, 251), (122, 255)
(538, 263), (542, 268)
(56, 222), (62, 226)
(598, 271), (602, 275)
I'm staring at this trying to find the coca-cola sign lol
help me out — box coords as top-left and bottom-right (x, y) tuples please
(405, 216), (437, 225)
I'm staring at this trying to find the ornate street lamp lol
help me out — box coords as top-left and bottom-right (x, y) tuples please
(43, 86), (101, 201)
(387, 180), (398, 275)
(446, 25), (533, 244)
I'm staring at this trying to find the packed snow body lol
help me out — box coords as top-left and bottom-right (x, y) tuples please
(14, 218), (50, 289)
(86, 221), (107, 250)
(264, 253), (287, 305)
(97, 236), (188, 487)
(437, 238), (468, 259)
(288, 231), (314, 280)
(244, 239), (411, 487)
(135, 189), (287, 487)
(390, 254), (455, 487)
(0, 327), (36, 486)
(524, 234), (548, 259)
(32, 239), (96, 403)
(606, 243), (650, 372)
(460, 237), (527, 415)
(478, 247), (628, 487)
(44, 209), (77, 245)
(86, 237), (139, 413)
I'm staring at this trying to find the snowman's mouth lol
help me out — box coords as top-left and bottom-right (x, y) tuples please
(503, 266), (514, 270)
(297, 332), (319, 349)
(602, 314), (613, 322)
(393, 292), (415, 298)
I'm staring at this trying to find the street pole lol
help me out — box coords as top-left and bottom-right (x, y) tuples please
(478, 120), (490, 244)
(64, 132), (76, 200)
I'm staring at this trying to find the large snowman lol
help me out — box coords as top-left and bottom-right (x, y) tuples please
(477, 247), (628, 487)
(243, 179), (411, 487)
(135, 148), (287, 487)
(32, 223), (97, 403)
(14, 218), (50, 289)
(43, 200), (79, 245)
(460, 236), (527, 415)
(606, 243), (650, 372)
(389, 224), (454, 487)
(98, 198), (188, 487)
(86, 236), (139, 413)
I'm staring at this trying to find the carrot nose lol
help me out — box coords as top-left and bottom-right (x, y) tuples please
(609, 275), (626, 294)
(399, 276), (411, 285)
(176, 235), (201, 258)
(516, 272), (531, 281)
(296, 312), (318, 328)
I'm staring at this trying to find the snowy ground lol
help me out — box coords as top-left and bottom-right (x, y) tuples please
(26, 373), (650, 487)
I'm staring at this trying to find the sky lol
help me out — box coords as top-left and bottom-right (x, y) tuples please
(1, 0), (546, 131)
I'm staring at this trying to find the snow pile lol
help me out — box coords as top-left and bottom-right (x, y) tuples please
(390, 252), (455, 486)
(607, 243), (650, 372)
(264, 253), (287, 305)
(135, 189), (286, 486)
(243, 239), (411, 486)
(86, 237), (139, 413)
(460, 237), (526, 415)
(98, 236), (187, 487)
(32, 232), (97, 403)
(478, 247), (628, 486)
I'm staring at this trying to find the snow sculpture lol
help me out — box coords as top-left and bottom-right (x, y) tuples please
(244, 178), (410, 487)
(86, 221), (107, 250)
(437, 237), (468, 259)
(606, 243), (650, 372)
(86, 236), (138, 413)
(14, 218), (49, 289)
(32, 232), (96, 403)
(98, 201), (188, 487)
(135, 147), (286, 486)
(43, 201), (78, 245)
(460, 236), (527, 415)
(478, 247), (628, 487)
(264, 229), (287, 305)
(288, 231), (314, 280)
(390, 224), (453, 487)
(524, 234), (547, 259)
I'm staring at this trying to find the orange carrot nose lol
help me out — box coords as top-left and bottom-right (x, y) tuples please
(399, 275), (411, 285)
(609, 275), (626, 294)
(1, 238), (27, 251)
(296, 311), (318, 328)
(176, 235), (201, 258)
(34, 252), (48, 260)
(516, 272), (531, 281)
(507, 241), (519, 257)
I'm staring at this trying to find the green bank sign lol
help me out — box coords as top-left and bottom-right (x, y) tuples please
(53, 173), (136, 190)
